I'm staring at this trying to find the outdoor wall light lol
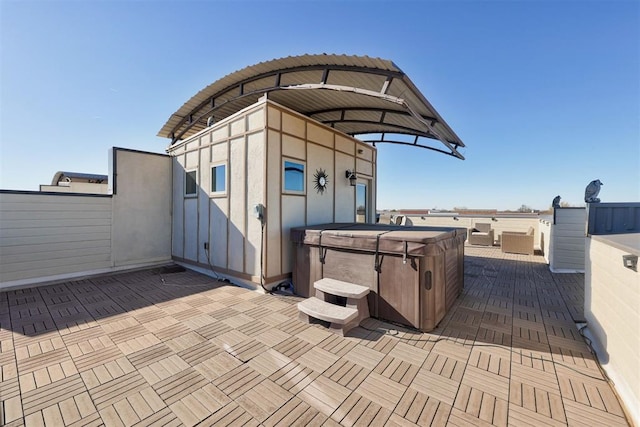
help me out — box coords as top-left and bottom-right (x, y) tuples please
(345, 170), (357, 186)
(453, 217), (459, 221)
(623, 254), (638, 272)
(491, 217), (498, 222)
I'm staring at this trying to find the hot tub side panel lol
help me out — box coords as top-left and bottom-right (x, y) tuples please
(378, 254), (422, 329)
(291, 226), (466, 332)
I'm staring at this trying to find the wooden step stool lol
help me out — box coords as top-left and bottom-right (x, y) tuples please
(297, 278), (370, 336)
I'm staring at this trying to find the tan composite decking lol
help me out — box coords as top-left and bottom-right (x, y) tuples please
(0, 245), (631, 426)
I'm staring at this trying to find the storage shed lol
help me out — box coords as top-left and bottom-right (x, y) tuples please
(158, 54), (465, 288)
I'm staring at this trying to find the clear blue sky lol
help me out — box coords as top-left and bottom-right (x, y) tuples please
(1, 1), (638, 210)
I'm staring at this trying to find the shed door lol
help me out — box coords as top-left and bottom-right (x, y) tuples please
(356, 181), (369, 223)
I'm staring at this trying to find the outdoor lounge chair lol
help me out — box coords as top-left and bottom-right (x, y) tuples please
(501, 227), (535, 255)
(378, 212), (392, 224)
(468, 223), (494, 246)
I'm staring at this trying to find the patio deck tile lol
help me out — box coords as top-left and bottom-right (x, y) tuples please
(0, 245), (632, 426)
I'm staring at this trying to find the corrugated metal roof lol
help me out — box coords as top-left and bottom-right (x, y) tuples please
(158, 54), (465, 159)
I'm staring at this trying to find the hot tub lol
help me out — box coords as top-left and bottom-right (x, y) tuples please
(291, 223), (466, 332)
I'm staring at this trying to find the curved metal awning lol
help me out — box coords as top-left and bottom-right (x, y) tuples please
(51, 171), (108, 185)
(158, 54), (465, 159)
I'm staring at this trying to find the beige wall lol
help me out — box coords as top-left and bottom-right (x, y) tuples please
(39, 182), (109, 194)
(170, 102), (268, 283)
(585, 235), (639, 425)
(550, 208), (586, 272)
(169, 98), (376, 285)
(111, 149), (172, 267)
(0, 148), (171, 289)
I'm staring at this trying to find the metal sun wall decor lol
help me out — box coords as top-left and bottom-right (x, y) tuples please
(313, 168), (329, 194)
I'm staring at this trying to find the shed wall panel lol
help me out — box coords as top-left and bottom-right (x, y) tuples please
(334, 152), (356, 222)
(245, 131), (265, 276)
(335, 135), (355, 155)
(357, 146), (373, 162)
(247, 109), (265, 131)
(183, 199), (198, 261)
(172, 157), (185, 258)
(267, 106), (281, 130)
(212, 125), (228, 142)
(198, 148), (210, 264)
(307, 123), (333, 148)
(281, 196), (306, 274)
(186, 150), (199, 168)
(282, 134), (305, 160)
(211, 141), (228, 162)
(230, 118), (246, 136)
(306, 144), (334, 225)
(282, 112), (305, 137)
(228, 136), (246, 273)
(210, 198), (228, 268)
(355, 158), (373, 177)
(266, 130), (282, 277)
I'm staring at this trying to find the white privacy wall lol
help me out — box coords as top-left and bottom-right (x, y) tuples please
(0, 192), (113, 286)
(550, 208), (586, 272)
(585, 234), (640, 426)
(0, 148), (172, 289)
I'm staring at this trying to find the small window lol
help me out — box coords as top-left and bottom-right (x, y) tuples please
(185, 170), (197, 195)
(283, 160), (305, 193)
(211, 164), (226, 194)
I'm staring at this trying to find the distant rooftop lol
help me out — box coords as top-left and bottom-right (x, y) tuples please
(51, 171), (108, 185)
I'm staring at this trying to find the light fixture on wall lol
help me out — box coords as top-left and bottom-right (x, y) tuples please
(623, 254), (638, 272)
(345, 170), (357, 186)
(491, 217), (498, 222)
(453, 217), (459, 221)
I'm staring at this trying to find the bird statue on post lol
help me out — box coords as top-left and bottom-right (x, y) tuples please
(552, 195), (561, 208)
(584, 179), (603, 203)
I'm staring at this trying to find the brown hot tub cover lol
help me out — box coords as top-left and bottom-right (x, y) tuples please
(290, 223), (467, 258)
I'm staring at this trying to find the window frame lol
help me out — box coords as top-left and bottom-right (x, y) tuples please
(282, 158), (306, 195)
(184, 169), (198, 197)
(209, 162), (228, 197)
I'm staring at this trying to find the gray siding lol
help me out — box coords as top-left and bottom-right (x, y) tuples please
(587, 202), (640, 235)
